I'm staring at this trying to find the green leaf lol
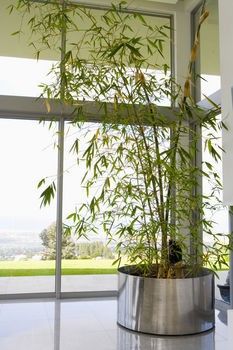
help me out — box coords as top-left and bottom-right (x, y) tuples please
(11, 30), (21, 36)
(37, 178), (46, 189)
(40, 182), (56, 207)
(203, 94), (220, 110)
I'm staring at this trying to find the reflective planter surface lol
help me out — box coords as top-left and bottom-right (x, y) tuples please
(117, 266), (215, 335)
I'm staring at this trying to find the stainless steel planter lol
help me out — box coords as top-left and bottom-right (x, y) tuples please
(118, 266), (215, 335)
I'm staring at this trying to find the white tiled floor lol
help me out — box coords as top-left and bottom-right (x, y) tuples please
(0, 298), (230, 350)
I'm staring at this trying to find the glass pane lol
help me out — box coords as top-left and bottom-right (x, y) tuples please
(1, 0), (60, 60)
(65, 6), (171, 105)
(66, 8), (171, 67)
(0, 56), (57, 97)
(61, 122), (117, 293)
(193, 2), (227, 268)
(194, 0), (220, 98)
(202, 115), (228, 264)
(2, 1), (171, 103)
(61, 120), (171, 293)
(0, 0), (60, 97)
(0, 119), (57, 294)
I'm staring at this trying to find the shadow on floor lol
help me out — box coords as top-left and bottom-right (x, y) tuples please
(215, 298), (230, 325)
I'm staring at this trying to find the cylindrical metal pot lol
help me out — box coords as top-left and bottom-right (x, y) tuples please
(118, 265), (215, 335)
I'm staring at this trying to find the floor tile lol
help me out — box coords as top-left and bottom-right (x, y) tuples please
(0, 298), (230, 350)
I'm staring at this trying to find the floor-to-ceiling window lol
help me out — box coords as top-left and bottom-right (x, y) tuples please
(61, 121), (118, 293)
(0, 0), (61, 297)
(193, 1), (228, 271)
(0, 0), (173, 297)
(59, 5), (172, 293)
(0, 119), (57, 295)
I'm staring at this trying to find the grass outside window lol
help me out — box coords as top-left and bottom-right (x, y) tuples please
(0, 259), (118, 277)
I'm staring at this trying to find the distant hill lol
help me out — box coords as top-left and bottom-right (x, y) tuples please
(0, 231), (42, 260)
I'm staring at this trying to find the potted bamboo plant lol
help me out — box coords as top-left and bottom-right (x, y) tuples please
(11, 0), (230, 335)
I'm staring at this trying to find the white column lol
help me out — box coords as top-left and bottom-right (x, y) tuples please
(219, 0), (233, 309)
(219, 0), (233, 204)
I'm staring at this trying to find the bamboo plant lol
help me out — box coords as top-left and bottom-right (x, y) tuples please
(10, 0), (230, 278)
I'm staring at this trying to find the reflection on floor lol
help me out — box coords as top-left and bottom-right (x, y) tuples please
(0, 298), (230, 350)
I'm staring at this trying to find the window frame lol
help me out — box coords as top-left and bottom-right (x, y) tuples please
(0, 2), (175, 299)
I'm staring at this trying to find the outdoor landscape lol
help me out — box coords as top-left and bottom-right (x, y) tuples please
(0, 224), (117, 277)
(0, 222), (229, 278)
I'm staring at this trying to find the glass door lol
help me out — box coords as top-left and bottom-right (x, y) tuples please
(0, 119), (57, 295)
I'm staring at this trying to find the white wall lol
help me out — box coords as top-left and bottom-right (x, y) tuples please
(219, 0), (233, 204)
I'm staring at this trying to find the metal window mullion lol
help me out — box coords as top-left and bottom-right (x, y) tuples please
(229, 208), (233, 308)
(55, 117), (64, 299)
(55, 0), (66, 299)
(33, 0), (172, 19)
(190, 5), (203, 263)
(170, 14), (175, 90)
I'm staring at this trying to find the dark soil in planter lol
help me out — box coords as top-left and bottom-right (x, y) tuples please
(118, 264), (212, 279)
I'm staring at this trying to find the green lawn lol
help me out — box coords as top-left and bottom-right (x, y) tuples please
(0, 259), (118, 277)
(0, 258), (229, 277)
